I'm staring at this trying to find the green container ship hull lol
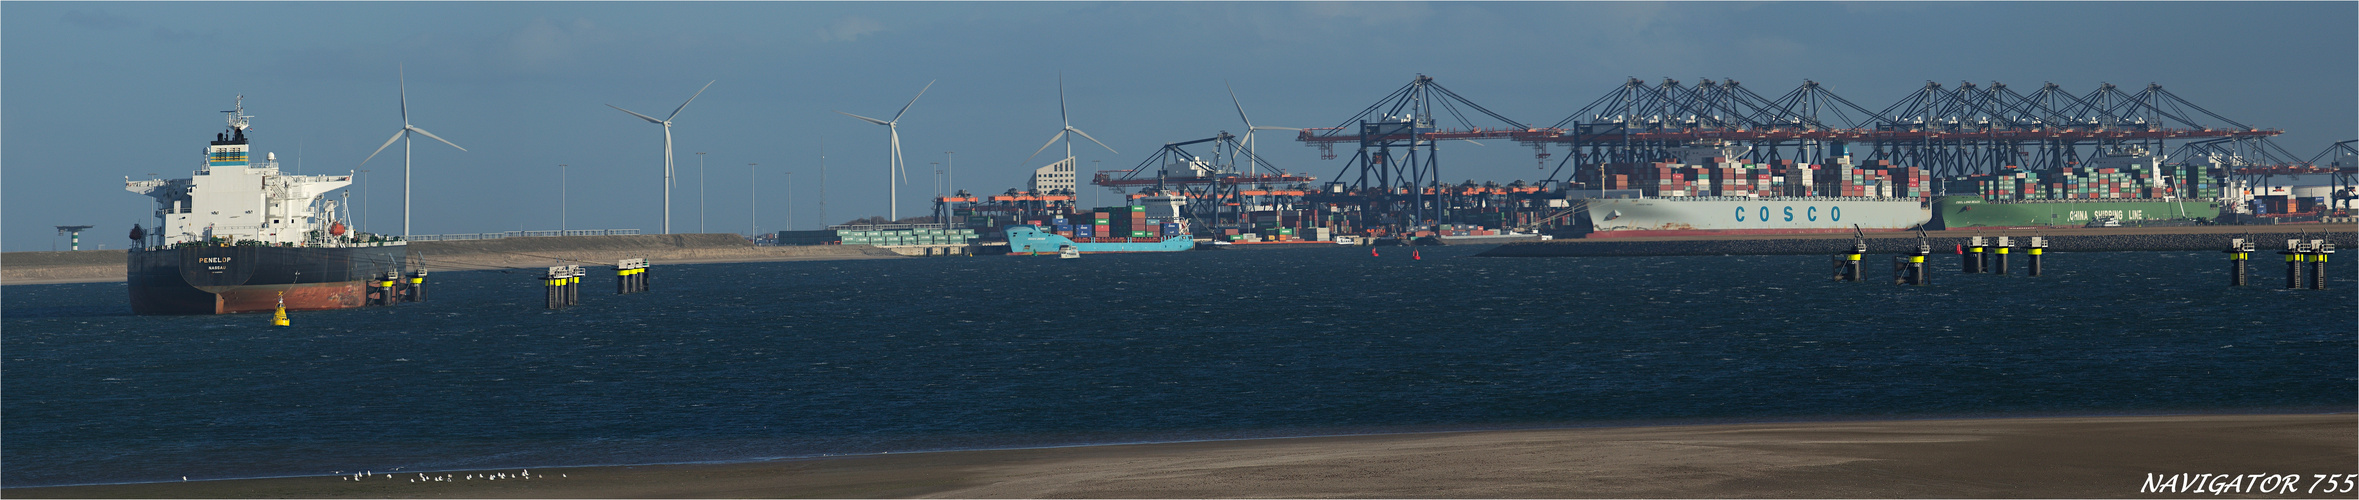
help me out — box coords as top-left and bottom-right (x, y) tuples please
(1932, 196), (2224, 228)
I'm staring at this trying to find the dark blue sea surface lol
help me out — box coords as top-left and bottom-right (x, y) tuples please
(5, 247), (2353, 486)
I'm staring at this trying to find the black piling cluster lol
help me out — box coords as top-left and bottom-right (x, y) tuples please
(406, 269), (429, 302)
(1963, 236), (1986, 273)
(370, 270), (421, 306)
(1832, 240), (1866, 281)
(2312, 241), (2334, 290)
(2025, 237), (2047, 277)
(616, 258), (649, 294)
(1958, 235), (2045, 278)
(1992, 236), (2013, 275)
(1890, 229), (1933, 285)
(2269, 239), (2335, 290)
(2225, 238), (2255, 286)
(545, 265), (582, 309)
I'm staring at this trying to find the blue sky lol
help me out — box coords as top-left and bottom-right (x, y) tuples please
(5, 1), (2352, 251)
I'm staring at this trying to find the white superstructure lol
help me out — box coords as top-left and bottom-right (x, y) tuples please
(126, 98), (362, 246)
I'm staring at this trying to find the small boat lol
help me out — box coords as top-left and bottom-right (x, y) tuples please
(1058, 245), (1080, 259)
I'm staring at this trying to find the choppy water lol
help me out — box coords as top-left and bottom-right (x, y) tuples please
(4, 247), (2352, 487)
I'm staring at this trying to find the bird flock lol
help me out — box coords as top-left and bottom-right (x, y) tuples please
(333, 468), (566, 484)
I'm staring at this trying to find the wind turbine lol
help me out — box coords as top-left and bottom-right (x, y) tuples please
(608, 80), (715, 234)
(1019, 74), (1119, 173)
(358, 66), (467, 237)
(834, 80), (933, 221)
(1226, 81), (1300, 177)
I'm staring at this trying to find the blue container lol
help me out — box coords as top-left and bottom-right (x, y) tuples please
(1076, 226), (1094, 237)
(1160, 223), (1180, 235)
(1055, 224), (1073, 232)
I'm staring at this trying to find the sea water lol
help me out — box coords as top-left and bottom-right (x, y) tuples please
(4, 247), (2351, 486)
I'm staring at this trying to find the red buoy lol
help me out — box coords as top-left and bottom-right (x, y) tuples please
(1371, 247), (1379, 257)
(1412, 249), (1421, 260)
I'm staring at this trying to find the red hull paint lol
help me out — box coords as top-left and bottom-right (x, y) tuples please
(212, 282), (369, 314)
(1585, 227), (1915, 239)
(1222, 241), (1333, 246)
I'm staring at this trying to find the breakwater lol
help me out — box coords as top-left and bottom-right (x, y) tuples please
(0, 235), (903, 285)
(1480, 225), (2358, 257)
(409, 234), (900, 271)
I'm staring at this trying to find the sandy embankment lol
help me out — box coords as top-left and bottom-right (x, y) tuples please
(9, 413), (2351, 498)
(0, 235), (907, 285)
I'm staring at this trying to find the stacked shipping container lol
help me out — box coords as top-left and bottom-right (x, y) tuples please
(1596, 156), (1925, 199)
(1964, 164), (2223, 201)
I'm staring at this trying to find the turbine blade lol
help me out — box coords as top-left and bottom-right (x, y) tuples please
(1227, 80), (1253, 129)
(609, 104), (664, 124)
(1057, 73), (1069, 127)
(1069, 126), (1118, 155)
(1252, 125), (1304, 131)
(1020, 130), (1068, 168)
(891, 127), (908, 184)
(665, 80), (715, 123)
(398, 65), (409, 125)
(407, 125), (467, 151)
(835, 111), (890, 126)
(358, 129), (406, 167)
(890, 80), (935, 123)
(1456, 139), (1485, 146)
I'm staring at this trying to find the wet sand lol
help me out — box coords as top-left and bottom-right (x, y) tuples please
(10, 413), (2351, 498)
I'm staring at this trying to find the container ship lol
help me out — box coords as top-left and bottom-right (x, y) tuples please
(1581, 142), (1933, 237)
(1930, 146), (2254, 228)
(122, 98), (410, 315)
(1004, 204), (1194, 254)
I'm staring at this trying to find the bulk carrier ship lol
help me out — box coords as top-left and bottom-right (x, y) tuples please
(122, 98), (410, 315)
(1580, 142), (1933, 237)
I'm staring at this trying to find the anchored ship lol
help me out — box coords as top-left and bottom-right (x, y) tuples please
(1581, 142), (1933, 237)
(123, 98), (411, 315)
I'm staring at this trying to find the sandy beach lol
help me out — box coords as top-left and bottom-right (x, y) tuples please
(9, 413), (2350, 498)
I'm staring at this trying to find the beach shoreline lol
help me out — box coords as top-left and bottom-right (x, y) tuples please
(10, 413), (2351, 498)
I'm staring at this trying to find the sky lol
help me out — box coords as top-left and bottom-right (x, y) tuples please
(4, 1), (2353, 252)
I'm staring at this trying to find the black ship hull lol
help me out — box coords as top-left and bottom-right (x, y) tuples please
(126, 243), (409, 315)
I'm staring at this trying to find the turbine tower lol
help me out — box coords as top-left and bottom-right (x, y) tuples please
(834, 80), (934, 221)
(1019, 74), (1119, 173)
(357, 65), (466, 237)
(608, 80), (715, 234)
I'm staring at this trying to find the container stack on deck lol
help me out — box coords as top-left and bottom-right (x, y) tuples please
(1597, 156), (1925, 199)
(1962, 164), (2223, 201)
(1027, 206), (1191, 243)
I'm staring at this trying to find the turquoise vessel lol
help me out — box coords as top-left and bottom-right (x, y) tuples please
(1004, 225), (1193, 255)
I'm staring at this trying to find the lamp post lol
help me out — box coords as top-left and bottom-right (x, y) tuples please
(749, 163), (759, 236)
(792, 170), (802, 233)
(697, 152), (707, 233)
(559, 164), (569, 231)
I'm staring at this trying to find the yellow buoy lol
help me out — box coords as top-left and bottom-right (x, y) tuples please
(272, 291), (290, 327)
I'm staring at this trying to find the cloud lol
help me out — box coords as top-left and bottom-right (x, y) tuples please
(60, 9), (137, 30)
(816, 16), (884, 42)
